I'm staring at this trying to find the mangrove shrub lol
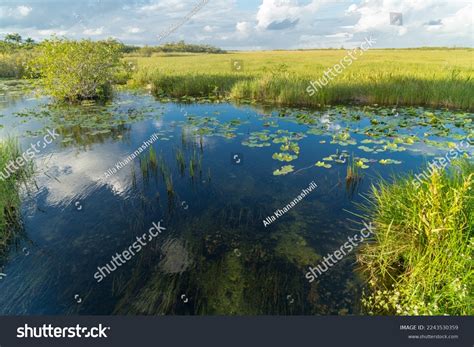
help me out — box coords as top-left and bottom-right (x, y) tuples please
(28, 38), (126, 102)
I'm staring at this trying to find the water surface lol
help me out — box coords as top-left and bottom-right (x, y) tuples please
(0, 81), (472, 314)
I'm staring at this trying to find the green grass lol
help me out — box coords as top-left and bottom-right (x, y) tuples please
(357, 160), (473, 315)
(0, 138), (32, 254)
(130, 49), (474, 110)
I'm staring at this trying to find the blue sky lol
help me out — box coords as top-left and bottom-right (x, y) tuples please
(0, 0), (472, 49)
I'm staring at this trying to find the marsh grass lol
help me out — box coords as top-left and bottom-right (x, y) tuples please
(189, 159), (195, 178)
(149, 146), (157, 169)
(0, 138), (32, 255)
(175, 148), (186, 175)
(165, 172), (174, 196)
(345, 155), (362, 197)
(131, 49), (474, 110)
(357, 160), (473, 315)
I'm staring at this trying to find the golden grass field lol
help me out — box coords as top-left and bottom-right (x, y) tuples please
(130, 49), (474, 109)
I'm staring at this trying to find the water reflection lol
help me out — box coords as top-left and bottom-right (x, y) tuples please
(0, 86), (472, 315)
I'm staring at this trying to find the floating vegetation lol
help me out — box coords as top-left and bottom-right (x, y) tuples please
(315, 161), (331, 169)
(354, 159), (369, 169)
(184, 115), (244, 139)
(358, 145), (374, 153)
(242, 130), (272, 148)
(379, 159), (402, 165)
(12, 94), (166, 148)
(272, 152), (297, 162)
(273, 165), (294, 176)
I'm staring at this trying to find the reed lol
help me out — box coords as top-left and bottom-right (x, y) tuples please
(175, 148), (186, 175)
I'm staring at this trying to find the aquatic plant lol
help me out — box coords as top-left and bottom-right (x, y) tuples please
(175, 148), (186, 175)
(357, 160), (473, 315)
(165, 172), (174, 196)
(139, 156), (148, 179)
(0, 138), (32, 255)
(189, 159), (194, 178)
(149, 146), (158, 169)
(315, 161), (331, 169)
(345, 156), (362, 182)
(272, 152), (297, 162)
(273, 165), (294, 176)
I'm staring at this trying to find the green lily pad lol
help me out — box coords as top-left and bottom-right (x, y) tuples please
(273, 165), (294, 176)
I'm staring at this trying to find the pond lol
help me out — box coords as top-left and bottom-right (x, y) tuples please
(0, 80), (472, 314)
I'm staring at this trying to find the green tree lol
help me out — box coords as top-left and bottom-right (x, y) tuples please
(28, 38), (126, 102)
(4, 33), (22, 44)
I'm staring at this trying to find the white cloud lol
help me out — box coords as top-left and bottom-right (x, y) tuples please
(17, 5), (32, 17)
(203, 25), (216, 32)
(127, 27), (143, 34)
(236, 21), (252, 36)
(256, 0), (321, 30)
(0, 0), (471, 49)
(83, 27), (104, 36)
(38, 29), (68, 36)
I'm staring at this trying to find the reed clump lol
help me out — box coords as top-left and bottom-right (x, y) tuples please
(357, 160), (473, 315)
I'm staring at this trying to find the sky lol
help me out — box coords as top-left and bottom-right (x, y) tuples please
(0, 0), (472, 49)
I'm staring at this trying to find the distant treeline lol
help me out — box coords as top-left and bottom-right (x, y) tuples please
(123, 41), (227, 55)
(0, 34), (225, 55)
(0, 33), (36, 53)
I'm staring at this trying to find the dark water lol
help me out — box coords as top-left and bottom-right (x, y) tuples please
(0, 81), (472, 315)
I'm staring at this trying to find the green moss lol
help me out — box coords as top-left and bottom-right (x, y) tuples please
(198, 252), (248, 315)
(273, 231), (320, 268)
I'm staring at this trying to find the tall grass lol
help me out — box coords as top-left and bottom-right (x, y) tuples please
(357, 160), (473, 315)
(0, 138), (31, 255)
(0, 51), (31, 78)
(130, 49), (474, 110)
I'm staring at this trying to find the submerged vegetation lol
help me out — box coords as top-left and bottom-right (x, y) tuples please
(358, 160), (473, 315)
(131, 49), (474, 110)
(0, 138), (31, 255)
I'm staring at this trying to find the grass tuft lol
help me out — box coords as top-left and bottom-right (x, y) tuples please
(357, 160), (473, 315)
